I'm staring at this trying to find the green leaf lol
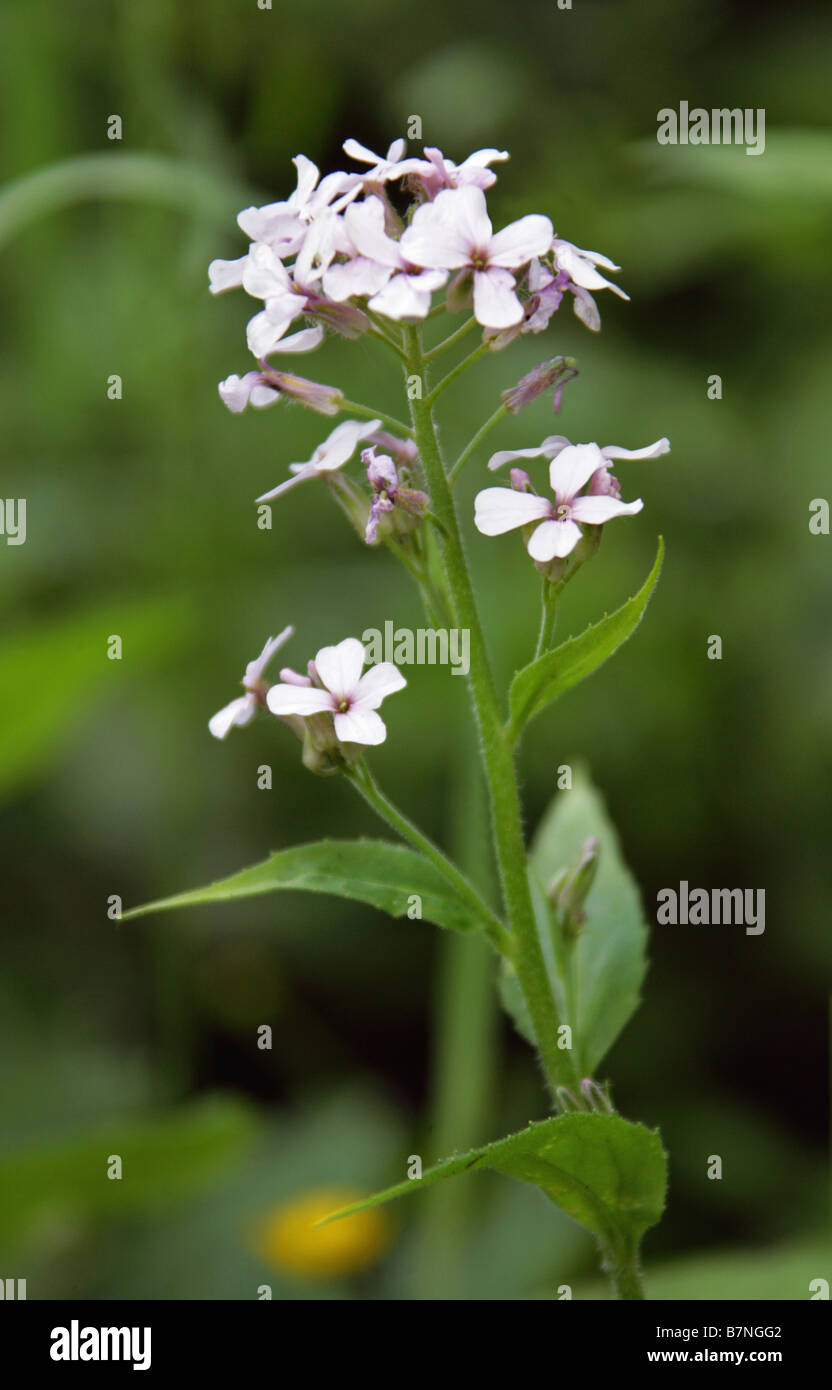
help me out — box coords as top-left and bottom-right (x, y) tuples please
(507, 537), (664, 741)
(323, 1112), (667, 1274)
(0, 1096), (255, 1245)
(529, 767), (649, 1075)
(122, 839), (483, 935)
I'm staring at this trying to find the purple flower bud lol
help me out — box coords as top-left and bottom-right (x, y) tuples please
(501, 356), (578, 415)
(588, 464), (621, 499)
(367, 430), (418, 464)
(509, 468), (533, 492)
(258, 368), (344, 416)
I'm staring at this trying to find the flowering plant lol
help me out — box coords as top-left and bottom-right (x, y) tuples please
(127, 136), (671, 1299)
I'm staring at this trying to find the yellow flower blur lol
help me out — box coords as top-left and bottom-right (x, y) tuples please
(254, 1187), (392, 1279)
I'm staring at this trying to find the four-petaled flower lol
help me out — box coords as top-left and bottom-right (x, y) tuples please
(267, 637), (406, 746)
(475, 437), (669, 562)
(209, 627), (294, 739)
(400, 186), (553, 329)
(256, 419), (381, 501)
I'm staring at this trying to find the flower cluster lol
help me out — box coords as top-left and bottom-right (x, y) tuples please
(206, 137), (669, 762)
(211, 136), (628, 406)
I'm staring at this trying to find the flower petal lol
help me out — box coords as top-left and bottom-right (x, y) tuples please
(244, 627), (295, 686)
(526, 518), (582, 561)
(487, 445), (550, 471)
(601, 438), (670, 461)
(489, 214), (554, 268)
(313, 419), (382, 471)
(353, 662), (407, 710)
(208, 694), (256, 740)
(208, 256), (248, 294)
(473, 267), (522, 328)
(266, 685), (333, 717)
(474, 487), (551, 535)
(334, 707), (387, 745)
(344, 197), (402, 268)
(314, 637), (367, 699)
(548, 443), (606, 500)
(569, 495), (644, 524)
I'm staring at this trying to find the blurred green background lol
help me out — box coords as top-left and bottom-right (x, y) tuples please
(1, 0), (830, 1299)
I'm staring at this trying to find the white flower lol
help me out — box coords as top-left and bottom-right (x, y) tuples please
(209, 627), (294, 739)
(400, 186), (553, 328)
(236, 155), (360, 248)
(342, 138), (423, 186)
(410, 146), (510, 196)
(324, 197), (447, 319)
(552, 239), (629, 303)
(218, 327), (324, 413)
(256, 418), (381, 502)
(267, 637), (406, 745)
(476, 437), (669, 562)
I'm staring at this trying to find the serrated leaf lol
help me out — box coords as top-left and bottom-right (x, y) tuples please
(324, 1112), (667, 1272)
(529, 768), (649, 1074)
(122, 839), (484, 935)
(507, 537), (664, 741)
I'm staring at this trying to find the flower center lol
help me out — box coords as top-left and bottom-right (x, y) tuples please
(337, 698), (351, 713)
(470, 252), (488, 270)
(555, 503), (572, 521)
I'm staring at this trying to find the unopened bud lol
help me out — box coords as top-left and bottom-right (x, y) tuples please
(501, 356), (578, 415)
(510, 468), (533, 491)
(548, 836), (600, 937)
(259, 369), (343, 416)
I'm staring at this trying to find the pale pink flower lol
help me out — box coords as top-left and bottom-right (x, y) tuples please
(324, 197), (447, 319)
(256, 418), (381, 502)
(218, 327), (325, 413)
(400, 186), (553, 328)
(267, 637), (406, 746)
(475, 437), (669, 562)
(552, 239), (629, 303)
(235, 155), (360, 249)
(209, 627), (294, 739)
(408, 146), (509, 197)
(342, 138), (423, 186)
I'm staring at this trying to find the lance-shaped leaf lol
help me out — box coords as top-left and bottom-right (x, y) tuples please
(507, 537), (664, 742)
(121, 839), (489, 937)
(322, 1113), (667, 1279)
(528, 769), (649, 1075)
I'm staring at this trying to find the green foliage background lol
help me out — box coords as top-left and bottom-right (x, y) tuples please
(1, 0), (830, 1298)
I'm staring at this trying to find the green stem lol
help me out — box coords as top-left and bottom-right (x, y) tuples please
(607, 1256), (646, 1300)
(424, 315), (477, 361)
(449, 403), (508, 486)
(347, 759), (511, 957)
(339, 398), (415, 440)
(412, 731), (497, 1299)
(403, 325), (578, 1097)
(533, 579), (560, 660)
(425, 340), (491, 406)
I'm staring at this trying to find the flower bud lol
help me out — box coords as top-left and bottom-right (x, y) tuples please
(548, 836), (600, 938)
(259, 369), (343, 416)
(501, 356), (578, 415)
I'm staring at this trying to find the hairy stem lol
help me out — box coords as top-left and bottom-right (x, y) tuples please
(404, 324), (578, 1096)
